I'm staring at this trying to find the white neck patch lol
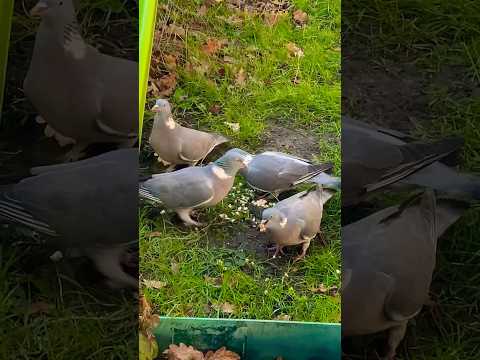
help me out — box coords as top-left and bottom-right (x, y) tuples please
(279, 218), (288, 228)
(64, 35), (87, 60)
(165, 116), (176, 129)
(212, 165), (232, 180)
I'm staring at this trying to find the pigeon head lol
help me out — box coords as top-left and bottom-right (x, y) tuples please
(213, 149), (252, 176)
(259, 208), (287, 233)
(30, 0), (76, 18)
(151, 99), (172, 114)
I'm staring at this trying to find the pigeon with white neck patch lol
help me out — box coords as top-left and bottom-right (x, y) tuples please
(0, 149), (138, 288)
(24, 0), (138, 161)
(139, 149), (250, 226)
(259, 175), (340, 261)
(148, 99), (229, 171)
(342, 190), (469, 359)
(226, 148), (333, 195)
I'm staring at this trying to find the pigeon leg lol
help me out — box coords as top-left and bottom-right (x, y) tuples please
(384, 322), (408, 360)
(87, 246), (138, 289)
(294, 238), (312, 262)
(177, 208), (203, 227)
(272, 245), (285, 259)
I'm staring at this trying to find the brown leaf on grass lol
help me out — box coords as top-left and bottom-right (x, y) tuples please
(152, 73), (177, 96)
(205, 347), (241, 360)
(163, 23), (186, 38)
(223, 55), (235, 63)
(293, 9), (308, 26)
(202, 38), (228, 56)
(171, 261), (180, 274)
(225, 14), (243, 26)
(286, 42), (304, 58)
(163, 54), (177, 71)
(208, 104), (222, 115)
(164, 343), (204, 360)
(264, 12), (281, 27)
(148, 231), (163, 238)
(143, 279), (167, 289)
(311, 284), (339, 296)
(198, 5), (208, 16)
(29, 301), (51, 314)
(212, 302), (235, 314)
(274, 314), (291, 321)
(139, 295), (160, 338)
(332, 47), (341, 52)
(235, 68), (247, 87)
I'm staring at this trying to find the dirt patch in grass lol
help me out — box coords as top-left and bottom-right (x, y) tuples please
(261, 123), (320, 159)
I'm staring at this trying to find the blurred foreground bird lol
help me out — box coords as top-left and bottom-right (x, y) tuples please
(148, 99), (229, 171)
(231, 149), (333, 195)
(24, 0), (138, 161)
(0, 149), (138, 288)
(259, 174), (340, 261)
(342, 190), (469, 359)
(342, 116), (465, 206)
(139, 149), (250, 226)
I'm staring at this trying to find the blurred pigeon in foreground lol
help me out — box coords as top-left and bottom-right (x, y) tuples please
(342, 190), (469, 359)
(233, 149), (333, 195)
(24, 0), (138, 161)
(0, 149), (138, 288)
(139, 149), (250, 226)
(259, 175), (340, 261)
(148, 99), (228, 171)
(342, 116), (465, 206)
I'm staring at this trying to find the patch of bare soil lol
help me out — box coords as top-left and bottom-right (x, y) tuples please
(262, 123), (320, 159)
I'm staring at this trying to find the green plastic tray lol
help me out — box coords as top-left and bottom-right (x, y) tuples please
(155, 317), (341, 360)
(0, 0), (14, 122)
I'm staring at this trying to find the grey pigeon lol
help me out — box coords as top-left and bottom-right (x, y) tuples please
(344, 117), (480, 202)
(342, 190), (468, 359)
(139, 148), (250, 226)
(0, 149), (138, 288)
(343, 116), (465, 206)
(259, 176), (340, 261)
(148, 99), (229, 171)
(24, 0), (138, 161)
(231, 149), (333, 194)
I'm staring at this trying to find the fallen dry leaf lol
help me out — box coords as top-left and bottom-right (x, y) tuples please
(143, 279), (167, 289)
(223, 55), (235, 63)
(163, 23), (186, 38)
(311, 284), (339, 296)
(264, 12), (281, 27)
(209, 104), (222, 114)
(205, 347), (240, 360)
(292, 75), (301, 85)
(333, 47), (341, 52)
(274, 314), (291, 321)
(164, 343), (204, 360)
(198, 5), (208, 16)
(163, 54), (177, 71)
(213, 302), (235, 314)
(293, 9), (308, 26)
(139, 294), (160, 338)
(171, 261), (180, 274)
(225, 122), (240, 133)
(148, 231), (163, 238)
(235, 68), (247, 87)
(29, 301), (51, 314)
(286, 42), (304, 58)
(152, 73), (177, 96)
(202, 38), (227, 56)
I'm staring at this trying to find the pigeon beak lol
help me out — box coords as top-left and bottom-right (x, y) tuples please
(151, 104), (161, 112)
(30, 1), (49, 17)
(259, 220), (268, 232)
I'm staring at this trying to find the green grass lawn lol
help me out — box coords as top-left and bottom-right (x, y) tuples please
(344, 0), (480, 358)
(140, 0), (341, 323)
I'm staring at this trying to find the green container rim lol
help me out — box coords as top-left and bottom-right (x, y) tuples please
(0, 0), (14, 123)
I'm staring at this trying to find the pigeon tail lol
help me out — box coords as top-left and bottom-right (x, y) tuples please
(0, 192), (57, 237)
(292, 162), (334, 186)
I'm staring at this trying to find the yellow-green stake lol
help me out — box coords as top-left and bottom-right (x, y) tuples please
(139, 0), (158, 145)
(0, 0), (14, 124)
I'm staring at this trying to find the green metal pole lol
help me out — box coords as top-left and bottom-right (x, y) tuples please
(139, 0), (157, 145)
(0, 0), (14, 124)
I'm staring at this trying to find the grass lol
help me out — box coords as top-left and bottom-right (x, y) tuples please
(0, 1), (138, 359)
(140, 0), (341, 323)
(344, 0), (480, 359)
